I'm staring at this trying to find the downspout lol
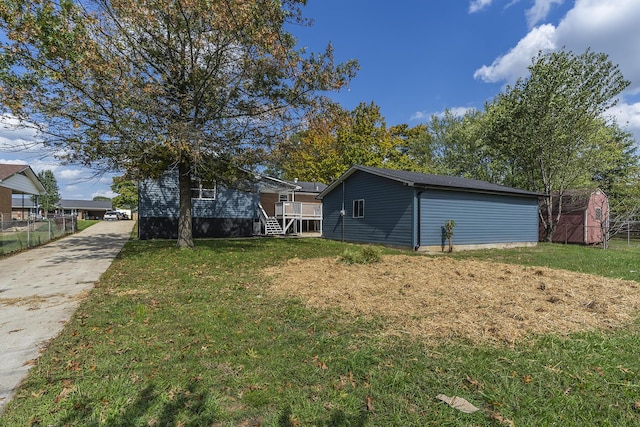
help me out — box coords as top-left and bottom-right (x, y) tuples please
(414, 190), (423, 251)
(341, 180), (345, 242)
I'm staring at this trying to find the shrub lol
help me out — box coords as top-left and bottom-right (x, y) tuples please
(338, 246), (382, 265)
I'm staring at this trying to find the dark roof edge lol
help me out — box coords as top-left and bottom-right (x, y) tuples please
(412, 182), (543, 197)
(318, 165), (543, 199)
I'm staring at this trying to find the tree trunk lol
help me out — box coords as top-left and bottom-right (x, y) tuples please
(177, 159), (194, 249)
(542, 193), (561, 242)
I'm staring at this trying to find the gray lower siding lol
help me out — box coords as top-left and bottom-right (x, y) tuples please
(419, 190), (539, 246)
(139, 217), (255, 240)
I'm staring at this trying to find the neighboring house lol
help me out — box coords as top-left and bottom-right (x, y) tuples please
(539, 189), (609, 245)
(58, 199), (113, 220)
(0, 164), (46, 221)
(259, 180), (326, 234)
(138, 170), (313, 240)
(11, 197), (37, 220)
(11, 198), (113, 220)
(318, 165), (541, 251)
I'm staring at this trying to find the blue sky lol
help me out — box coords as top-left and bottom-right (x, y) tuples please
(1, 0), (639, 200)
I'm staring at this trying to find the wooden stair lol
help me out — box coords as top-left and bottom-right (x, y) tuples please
(264, 217), (284, 235)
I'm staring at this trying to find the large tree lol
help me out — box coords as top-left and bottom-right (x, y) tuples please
(426, 108), (504, 181)
(34, 169), (60, 214)
(483, 49), (630, 241)
(273, 102), (428, 183)
(110, 176), (137, 210)
(0, 0), (357, 247)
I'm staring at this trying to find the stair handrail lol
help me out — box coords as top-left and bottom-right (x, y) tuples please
(258, 202), (270, 226)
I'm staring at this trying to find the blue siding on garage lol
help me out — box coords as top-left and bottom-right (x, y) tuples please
(322, 170), (414, 246)
(419, 189), (539, 246)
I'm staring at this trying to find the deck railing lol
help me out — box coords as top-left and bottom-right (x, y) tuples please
(275, 202), (322, 220)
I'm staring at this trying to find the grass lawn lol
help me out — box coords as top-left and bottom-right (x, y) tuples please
(2, 238), (639, 426)
(77, 219), (101, 232)
(1, 219), (99, 256)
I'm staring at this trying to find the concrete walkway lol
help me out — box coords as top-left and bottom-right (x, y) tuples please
(0, 220), (134, 415)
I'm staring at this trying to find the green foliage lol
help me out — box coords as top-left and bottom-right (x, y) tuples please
(0, 0), (358, 247)
(443, 219), (456, 252)
(273, 102), (432, 183)
(337, 245), (382, 265)
(110, 176), (138, 209)
(483, 49), (631, 241)
(33, 169), (60, 214)
(443, 219), (456, 238)
(427, 108), (500, 180)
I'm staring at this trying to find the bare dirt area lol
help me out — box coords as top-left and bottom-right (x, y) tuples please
(264, 255), (640, 345)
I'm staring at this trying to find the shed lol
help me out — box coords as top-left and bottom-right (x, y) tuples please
(317, 165), (541, 251)
(539, 189), (608, 245)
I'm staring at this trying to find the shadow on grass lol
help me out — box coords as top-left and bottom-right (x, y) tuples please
(60, 382), (219, 426)
(278, 405), (369, 427)
(120, 236), (348, 260)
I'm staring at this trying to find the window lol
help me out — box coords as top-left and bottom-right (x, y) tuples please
(278, 193), (290, 202)
(353, 199), (364, 218)
(191, 179), (216, 200)
(595, 208), (602, 221)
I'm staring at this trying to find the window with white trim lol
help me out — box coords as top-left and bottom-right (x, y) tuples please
(353, 199), (364, 218)
(191, 179), (216, 200)
(278, 193), (290, 202)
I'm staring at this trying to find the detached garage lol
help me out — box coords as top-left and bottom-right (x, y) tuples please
(318, 165), (541, 251)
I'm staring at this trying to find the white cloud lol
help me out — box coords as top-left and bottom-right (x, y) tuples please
(555, 0), (640, 94)
(58, 169), (86, 180)
(0, 114), (44, 152)
(472, 0), (640, 145)
(0, 158), (28, 166)
(474, 0), (640, 95)
(410, 111), (429, 121)
(446, 106), (477, 117)
(526, 0), (564, 28)
(27, 159), (60, 173)
(473, 24), (557, 84)
(469, 0), (493, 13)
(410, 107), (475, 122)
(609, 101), (640, 141)
(91, 189), (117, 199)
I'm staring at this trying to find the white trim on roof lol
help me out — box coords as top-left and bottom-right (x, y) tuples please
(0, 165), (46, 195)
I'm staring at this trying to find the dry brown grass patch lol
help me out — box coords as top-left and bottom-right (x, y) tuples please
(264, 255), (640, 345)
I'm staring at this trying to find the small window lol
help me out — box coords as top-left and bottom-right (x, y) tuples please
(278, 193), (290, 202)
(353, 199), (364, 218)
(595, 208), (602, 221)
(191, 180), (216, 200)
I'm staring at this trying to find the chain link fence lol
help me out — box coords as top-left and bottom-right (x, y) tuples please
(0, 216), (77, 256)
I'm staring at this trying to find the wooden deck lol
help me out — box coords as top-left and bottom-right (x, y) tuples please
(258, 202), (322, 235)
(274, 202), (322, 220)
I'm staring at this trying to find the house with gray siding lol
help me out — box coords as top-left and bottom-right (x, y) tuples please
(317, 165), (541, 251)
(138, 170), (320, 240)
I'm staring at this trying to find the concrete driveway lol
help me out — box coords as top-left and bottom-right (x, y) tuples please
(0, 220), (134, 415)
